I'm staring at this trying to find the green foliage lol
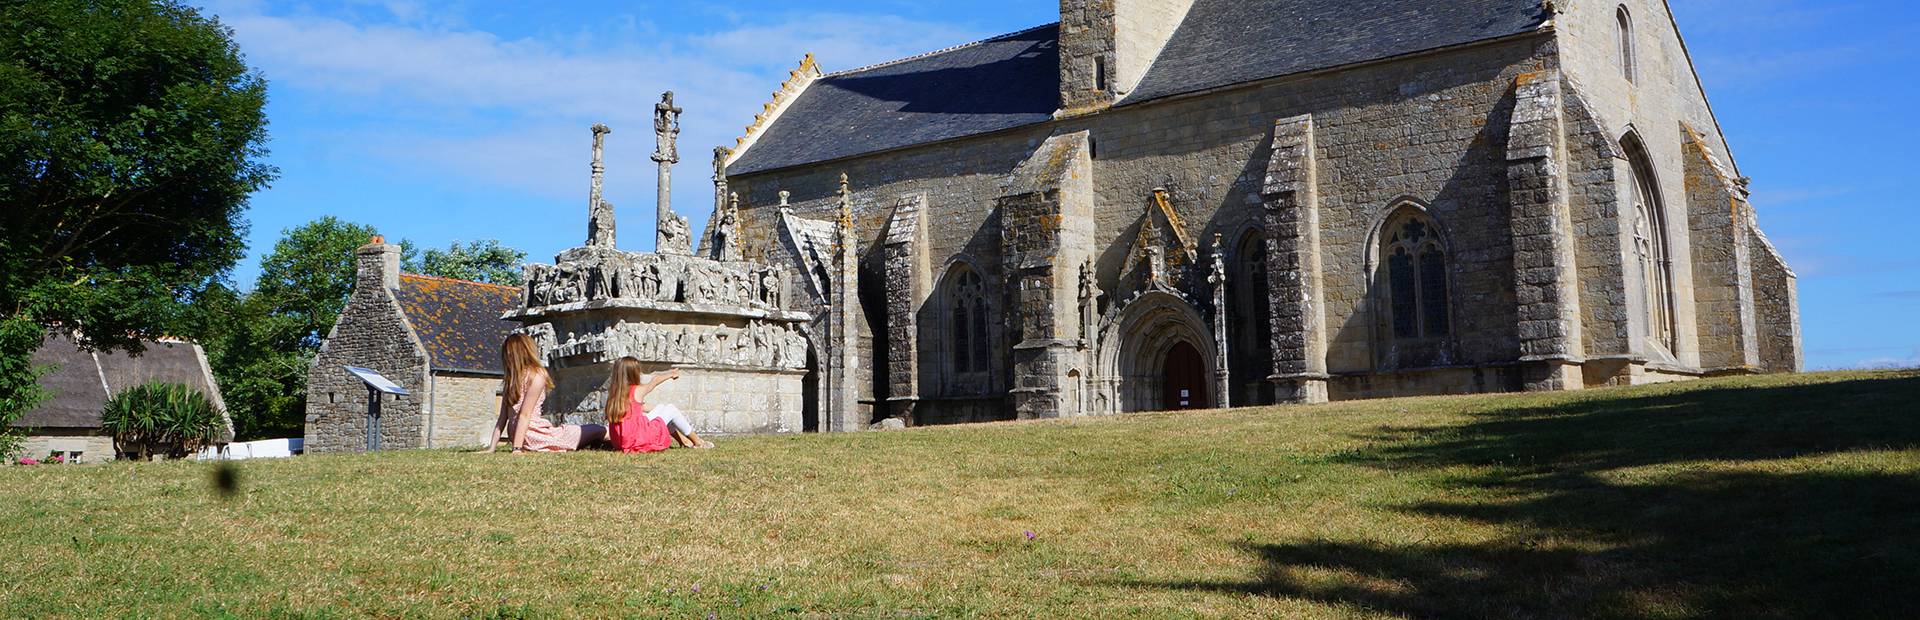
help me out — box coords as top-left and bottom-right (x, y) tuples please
(194, 217), (374, 440)
(0, 0), (271, 451)
(252, 217), (379, 350)
(402, 239), (527, 286)
(100, 381), (226, 460)
(0, 319), (44, 459)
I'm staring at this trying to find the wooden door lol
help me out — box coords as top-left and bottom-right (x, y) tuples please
(1161, 342), (1210, 411)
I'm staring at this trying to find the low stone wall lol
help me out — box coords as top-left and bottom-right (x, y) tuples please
(429, 373), (503, 449)
(1330, 364), (1527, 401)
(547, 364), (805, 435)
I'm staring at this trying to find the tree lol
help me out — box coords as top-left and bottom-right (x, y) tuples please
(0, 0), (272, 455)
(202, 217), (374, 439)
(402, 239), (528, 286)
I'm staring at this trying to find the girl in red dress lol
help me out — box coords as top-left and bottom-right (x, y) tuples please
(603, 357), (713, 453)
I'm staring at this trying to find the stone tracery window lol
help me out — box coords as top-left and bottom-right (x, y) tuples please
(946, 266), (990, 376)
(1381, 212), (1451, 341)
(1626, 138), (1677, 354)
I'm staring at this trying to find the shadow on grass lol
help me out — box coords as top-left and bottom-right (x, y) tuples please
(1132, 373), (1920, 619)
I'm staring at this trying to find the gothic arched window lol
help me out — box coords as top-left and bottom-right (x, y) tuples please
(946, 266), (990, 377)
(1227, 230), (1273, 405)
(1618, 6), (1637, 83)
(1626, 137), (1676, 354)
(1381, 211), (1451, 341)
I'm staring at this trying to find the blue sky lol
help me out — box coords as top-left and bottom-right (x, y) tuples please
(194, 0), (1917, 370)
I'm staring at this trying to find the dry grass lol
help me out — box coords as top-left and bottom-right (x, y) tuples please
(3, 370), (1917, 618)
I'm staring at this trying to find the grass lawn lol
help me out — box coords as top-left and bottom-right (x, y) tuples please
(3, 370), (1917, 619)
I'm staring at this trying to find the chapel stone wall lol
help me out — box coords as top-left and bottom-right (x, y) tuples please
(732, 36), (1562, 405)
(1070, 37), (1550, 385)
(732, 128), (1050, 425)
(1555, 0), (1789, 372)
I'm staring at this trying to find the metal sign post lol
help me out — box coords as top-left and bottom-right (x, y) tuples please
(345, 366), (409, 452)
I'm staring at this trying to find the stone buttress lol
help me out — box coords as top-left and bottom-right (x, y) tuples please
(999, 132), (1097, 420)
(881, 194), (930, 424)
(1261, 114), (1331, 404)
(1506, 70), (1587, 391)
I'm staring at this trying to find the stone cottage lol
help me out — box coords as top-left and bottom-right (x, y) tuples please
(303, 238), (523, 453)
(9, 333), (233, 463)
(713, 0), (1801, 427)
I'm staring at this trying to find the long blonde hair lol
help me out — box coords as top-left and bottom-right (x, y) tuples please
(603, 357), (646, 425)
(501, 333), (552, 406)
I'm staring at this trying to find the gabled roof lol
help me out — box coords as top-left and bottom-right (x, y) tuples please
(726, 24), (1061, 176)
(13, 334), (223, 431)
(1124, 0), (1548, 105)
(394, 274), (523, 376)
(726, 1), (1548, 174)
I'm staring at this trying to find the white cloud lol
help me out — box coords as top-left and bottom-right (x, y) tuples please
(198, 2), (989, 208)
(1853, 350), (1920, 370)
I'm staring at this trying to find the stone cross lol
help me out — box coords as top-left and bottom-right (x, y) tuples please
(652, 92), (692, 255)
(587, 124), (616, 247)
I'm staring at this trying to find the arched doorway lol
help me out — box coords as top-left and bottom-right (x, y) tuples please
(1161, 342), (1210, 410)
(1097, 291), (1219, 413)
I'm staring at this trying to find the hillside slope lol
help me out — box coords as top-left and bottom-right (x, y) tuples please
(4, 371), (1916, 618)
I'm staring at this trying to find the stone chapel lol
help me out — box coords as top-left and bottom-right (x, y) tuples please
(700, 0), (1800, 430)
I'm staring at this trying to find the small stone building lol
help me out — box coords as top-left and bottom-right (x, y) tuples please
(9, 333), (233, 463)
(714, 0), (1802, 426)
(303, 238), (523, 453)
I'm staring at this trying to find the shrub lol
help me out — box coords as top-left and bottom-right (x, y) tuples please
(101, 382), (226, 461)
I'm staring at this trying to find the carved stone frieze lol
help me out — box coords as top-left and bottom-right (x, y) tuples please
(521, 249), (790, 313)
(551, 319), (809, 370)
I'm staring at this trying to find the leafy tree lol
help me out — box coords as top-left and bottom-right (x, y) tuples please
(253, 217), (379, 349)
(402, 239), (528, 286)
(201, 217), (374, 439)
(0, 0), (272, 455)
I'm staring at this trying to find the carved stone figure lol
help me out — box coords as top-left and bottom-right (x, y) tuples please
(635, 261), (654, 300)
(760, 268), (782, 307)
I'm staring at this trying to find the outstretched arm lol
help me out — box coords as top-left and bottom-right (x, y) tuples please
(630, 368), (683, 404)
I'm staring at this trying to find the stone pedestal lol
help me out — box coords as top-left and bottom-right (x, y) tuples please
(510, 248), (811, 435)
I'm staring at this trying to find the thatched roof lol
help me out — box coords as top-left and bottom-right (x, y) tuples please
(11, 333), (232, 441)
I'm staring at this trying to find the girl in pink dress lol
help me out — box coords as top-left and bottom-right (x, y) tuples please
(492, 334), (605, 453)
(604, 357), (713, 452)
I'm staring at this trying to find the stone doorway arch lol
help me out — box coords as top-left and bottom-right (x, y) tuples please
(1097, 291), (1218, 413)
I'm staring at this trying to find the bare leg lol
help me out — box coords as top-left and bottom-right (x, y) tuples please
(656, 406), (712, 449)
(576, 424), (608, 450)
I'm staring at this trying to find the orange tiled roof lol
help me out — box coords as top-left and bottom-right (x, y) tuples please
(394, 273), (523, 376)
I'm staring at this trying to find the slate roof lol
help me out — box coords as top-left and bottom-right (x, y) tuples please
(13, 334), (223, 431)
(727, 1), (1547, 174)
(727, 24), (1061, 176)
(394, 274), (523, 376)
(1124, 0), (1548, 104)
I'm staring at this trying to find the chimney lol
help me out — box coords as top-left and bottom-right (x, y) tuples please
(1058, 0), (1196, 115)
(357, 235), (401, 291)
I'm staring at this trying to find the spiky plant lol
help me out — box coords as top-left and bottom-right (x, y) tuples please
(100, 382), (225, 461)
